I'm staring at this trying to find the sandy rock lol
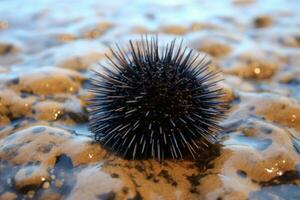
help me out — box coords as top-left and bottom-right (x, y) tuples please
(223, 75), (256, 92)
(198, 41), (231, 58)
(55, 41), (108, 71)
(224, 53), (279, 79)
(55, 33), (77, 43)
(33, 100), (64, 121)
(279, 34), (300, 48)
(0, 192), (17, 200)
(217, 80), (236, 103)
(66, 165), (124, 200)
(187, 32), (233, 58)
(81, 21), (113, 39)
(18, 67), (83, 96)
(0, 125), (104, 166)
(189, 22), (222, 32)
(39, 189), (61, 200)
(238, 92), (300, 131)
(160, 25), (189, 35)
(0, 42), (20, 55)
(254, 16), (272, 28)
(24, 40), (109, 71)
(0, 88), (35, 125)
(14, 165), (49, 190)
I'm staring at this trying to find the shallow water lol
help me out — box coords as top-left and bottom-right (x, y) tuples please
(1, 0), (300, 199)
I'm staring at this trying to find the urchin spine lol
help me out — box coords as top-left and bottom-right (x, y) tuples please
(88, 37), (227, 161)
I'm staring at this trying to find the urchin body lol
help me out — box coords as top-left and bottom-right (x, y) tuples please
(89, 37), (227, 160)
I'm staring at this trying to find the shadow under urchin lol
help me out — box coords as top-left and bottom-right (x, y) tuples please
(88, 36), (228, 161)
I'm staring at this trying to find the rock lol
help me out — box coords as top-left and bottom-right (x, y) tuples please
(55, 33), (77, 43)
(235, 92), (300, 131)
(198, 41), (231, 57)
(18, 67), (83, 96)
(254, 16), (272, 28)
(0, 86), (86, 124)
(189, 22), (222, 32)
(280, 35), (300, 48)
(14, 165), (49, 190)
(0, 125), (104, 166)
(219, 81), (236, 102)
(187, 31), (233, 58)
(160, 25), (189, 35)
(66, 166), (123, 200)
(42, 181), (50, 189)
(224, 53), (279, 80)
(81, 21), (113, 39)
(39, 189), (61, 200)
(25, 190), (35, 199)
(0, 192), (17, 200)
(33, 100), (64, 121)
(27, 40), (109, 71)
(0, 20), (8, 30)
(0, 88), (35, 125)
(0, 42), (20, 55)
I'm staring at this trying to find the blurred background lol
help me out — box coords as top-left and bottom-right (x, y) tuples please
(0, 0), (299, 69)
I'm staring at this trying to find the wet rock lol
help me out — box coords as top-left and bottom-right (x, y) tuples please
(63, 96), (88, 123)
(198, 41), (231, 57)
(254, 16), (272, 28)
(0, 125), (104, 166)
(55, 41), (108, 71)
(224, 54), (279, 79)
(219, 81), (236, 102)
(187, 31), (233, 57)
(18, 67), (83, 96)
(39, 188), (62, 200)
(27, 40), (109, 71)
(0, 88), (35, 125)
(280, 35), (300, 48)
(160, 25), (189, 35)
(0, 42), (20, 55)
(81, 21), (113, 39)
(189, 22), (222, 32)
(130, 26), (150, 34)
(67, 166), (123, 200)
(239, 92), (300, 131)
(14, 165), (49, 191)
(55, 33), (77, 43)
(0, 20), (8, 30)
(0, 192), (17, 200)
(33, 100), (64, 121)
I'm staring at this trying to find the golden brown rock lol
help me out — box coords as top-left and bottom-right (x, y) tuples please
(18, 67), (83, 96)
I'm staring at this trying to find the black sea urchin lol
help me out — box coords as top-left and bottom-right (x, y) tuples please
(88, 37), (227, 161)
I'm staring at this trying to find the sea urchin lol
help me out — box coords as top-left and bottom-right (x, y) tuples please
(88, 37), (227, 161)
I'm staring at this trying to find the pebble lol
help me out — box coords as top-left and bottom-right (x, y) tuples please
(14, 165), (49, 190)
(42, 181), (50, 189)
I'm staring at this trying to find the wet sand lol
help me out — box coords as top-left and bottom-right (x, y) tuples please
(0, 0), (300, 199)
